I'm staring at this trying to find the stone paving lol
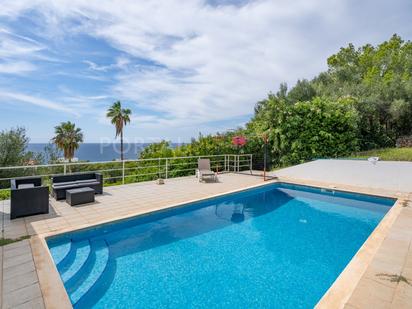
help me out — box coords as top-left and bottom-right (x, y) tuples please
(0, 171), (411, 308)
(1, 240), (44, 308)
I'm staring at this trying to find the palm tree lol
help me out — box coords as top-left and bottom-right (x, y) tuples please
(106, 101), (132, 161)
(52, 121), (84, 163)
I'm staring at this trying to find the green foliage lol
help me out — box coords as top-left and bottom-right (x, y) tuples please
(0, 189), (10, 200)
(106, 101), (132, 161)
(139, 141), (175, 158)
(286, 97), (359, 164)
(246, 34), (412, 166)
(251, 96), (359, 165)
(106, 101), (131, 137)
(0, 128), (44, 190)
(315, 34), (412, 149)
(350, 147), (412, 161)
(287, 79), (317, 103)
(0, 127), (41, 166)
(52, 122), (84, 162)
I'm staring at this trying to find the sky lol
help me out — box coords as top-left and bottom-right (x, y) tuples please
(0, 0), (411, 143)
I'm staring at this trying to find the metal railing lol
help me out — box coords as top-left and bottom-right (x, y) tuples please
(0, 154), (253, 193)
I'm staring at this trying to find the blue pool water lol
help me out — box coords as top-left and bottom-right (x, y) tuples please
(47, 183), (395, 308)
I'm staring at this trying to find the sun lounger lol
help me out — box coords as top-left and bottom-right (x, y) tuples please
(196, 159), (217, 182)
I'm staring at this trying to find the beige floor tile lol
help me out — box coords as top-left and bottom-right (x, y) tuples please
(13, 297), (45, 309)
(3, 270), (38, 293)
(3, 244), (32, 259)
(347, 277), (396, 305)
(3, 252), (33, 269)
(3, 260), (36, 281)
(392, 280), (412, 301)
(2, 282), (42, 309)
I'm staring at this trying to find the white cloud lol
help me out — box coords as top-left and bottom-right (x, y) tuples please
(81, 0), (343, 126)
(0, 61), (36, 74)
(0, 90), (78, 115)
(83, 60), (110, 72)
(0, 27), (45, 58)
(83, 56), (131, 72)
(0, 24), (57, 75)
(0, 0), (411, 138)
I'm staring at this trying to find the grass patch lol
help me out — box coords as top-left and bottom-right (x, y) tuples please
(350, 148), (412, 161)
(0, 235), (31, 247)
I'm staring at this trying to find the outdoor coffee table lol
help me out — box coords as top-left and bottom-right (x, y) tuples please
(66, 187), (95, 206)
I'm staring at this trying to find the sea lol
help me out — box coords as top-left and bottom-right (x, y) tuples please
(27, 143), (178, 162)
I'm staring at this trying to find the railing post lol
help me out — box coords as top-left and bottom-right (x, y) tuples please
(234, 155), (236, 172)
(224, 155), (227, 172)
(225, 155), (228, 172)
(122, 160), (125, 184)
(64, 163), (67, 175)
(235, 155), (237, 172)
(250, 154), (253, 174)
(158, 158), (161, 179)
(165, 158), (168, 179)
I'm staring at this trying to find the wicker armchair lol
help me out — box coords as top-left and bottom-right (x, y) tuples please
(10, 176), (49, 219)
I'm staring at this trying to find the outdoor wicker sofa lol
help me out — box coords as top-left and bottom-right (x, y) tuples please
(51, 172), (103, 200)
(10, 176), (49, 219)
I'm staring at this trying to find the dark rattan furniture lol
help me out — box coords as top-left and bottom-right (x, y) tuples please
(10, 176), (49, 220)
(51, 172), (103, 200)
(66, 187), (95, 206)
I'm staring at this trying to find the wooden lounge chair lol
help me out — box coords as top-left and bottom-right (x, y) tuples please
(196, 159), (217, 182)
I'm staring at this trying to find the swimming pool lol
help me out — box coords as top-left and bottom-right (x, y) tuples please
(47, 183), (395, 308)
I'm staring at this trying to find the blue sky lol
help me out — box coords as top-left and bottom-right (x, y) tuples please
(0, 0), (411, 143)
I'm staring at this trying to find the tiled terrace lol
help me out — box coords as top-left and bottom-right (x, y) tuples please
(0, 171), (411, 308)
(0, 172), (266, 308)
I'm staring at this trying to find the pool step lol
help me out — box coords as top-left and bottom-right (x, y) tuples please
(74, 257), (117, 309)
(60, 240), (91, 283)
(68, 240), (110, 305)
(49, 240), (72, 266)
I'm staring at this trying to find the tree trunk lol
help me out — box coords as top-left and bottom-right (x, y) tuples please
(120, 130), (124, 161)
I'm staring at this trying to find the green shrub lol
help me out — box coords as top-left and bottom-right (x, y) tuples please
(0, 189), (10, 201)
(274, 97), (359, 165)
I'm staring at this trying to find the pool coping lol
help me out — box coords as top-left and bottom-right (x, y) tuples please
(30, 177), (408, 309)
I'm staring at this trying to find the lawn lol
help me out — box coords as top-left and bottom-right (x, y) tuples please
(350, 147), (412, 161)
(0, 235), (30, 246)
